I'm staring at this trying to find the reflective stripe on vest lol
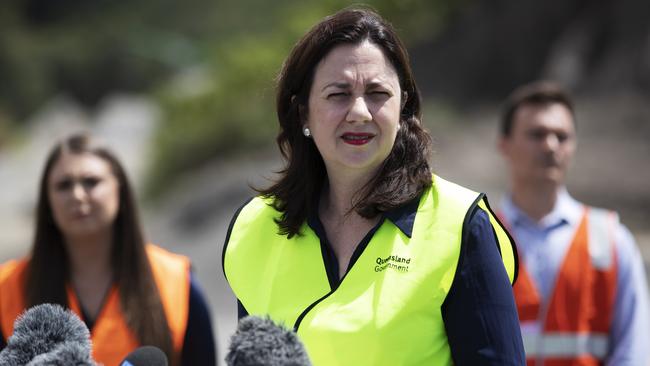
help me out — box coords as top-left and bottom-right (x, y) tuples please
(522, 331), (609, 359)
(0, 244), (190, 366)
(512, 206), (618, 364)
(588, 208), (616, 270)
(224, 175), (518, 366)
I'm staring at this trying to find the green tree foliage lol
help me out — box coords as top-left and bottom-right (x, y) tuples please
(146, 0), (464, 198)
(0, 0), (465, 197)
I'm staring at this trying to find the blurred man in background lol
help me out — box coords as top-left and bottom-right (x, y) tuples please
(497, 81), (649, 365)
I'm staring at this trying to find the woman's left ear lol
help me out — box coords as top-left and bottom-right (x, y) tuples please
(401, 91), (408, 109)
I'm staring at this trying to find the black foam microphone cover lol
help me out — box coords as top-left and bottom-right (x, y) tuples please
(120, 345), (168, 366)
(226, 315), (311, 366)
(0, 303), (95, 366)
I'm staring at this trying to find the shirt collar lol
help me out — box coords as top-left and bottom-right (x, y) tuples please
(307, 195), (420, 239)
(383, 197), (420, 238)
(501, 187), (583, 229)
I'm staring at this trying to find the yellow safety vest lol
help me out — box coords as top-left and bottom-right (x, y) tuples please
(223, 175), (516, 365)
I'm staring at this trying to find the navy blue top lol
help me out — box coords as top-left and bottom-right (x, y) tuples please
(0, 274), (216, 366)
(237, 196), (525, 365)
(182, 274), (217, 365)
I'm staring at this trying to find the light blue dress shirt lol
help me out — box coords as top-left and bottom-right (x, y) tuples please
(500, 189), (650, 365)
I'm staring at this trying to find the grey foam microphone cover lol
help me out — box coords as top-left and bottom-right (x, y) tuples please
(226, 315), (311, 366)
(27, 342), (94, 366)
(0, 303), (95, 366)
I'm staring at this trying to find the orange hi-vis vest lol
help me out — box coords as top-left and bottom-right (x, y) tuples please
(0, 244), (190, 366)
(510, 207), (618, 366)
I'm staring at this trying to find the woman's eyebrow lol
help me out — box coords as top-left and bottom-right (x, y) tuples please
(321, 82), (350, 91)
(366, 81), (391, 89)
(321, 80), (392, 92)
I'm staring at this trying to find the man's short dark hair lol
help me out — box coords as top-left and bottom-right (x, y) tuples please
(501, 81), (575, 137)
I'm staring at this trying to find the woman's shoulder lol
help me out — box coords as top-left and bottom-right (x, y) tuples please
(0, 258), (28, 285)
(431, 175), (479, 198)
(0, 258), (30, 342)
(229, 195), (282, 223)
(145, 244), (190, 271)
(244, 195), (278, 211)
(427, 174), (483, 214)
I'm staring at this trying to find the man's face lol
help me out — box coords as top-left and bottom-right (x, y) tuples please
(499, 102), (576, 188)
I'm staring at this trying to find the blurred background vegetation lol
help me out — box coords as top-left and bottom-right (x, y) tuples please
(2, 2), (649, 360)
(0, 0), (470, 197)
(0, 0), (648, 199)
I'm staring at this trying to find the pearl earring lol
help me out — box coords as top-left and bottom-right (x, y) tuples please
(303, 127), (311, 137)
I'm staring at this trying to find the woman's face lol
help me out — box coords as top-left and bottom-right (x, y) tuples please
(306, 40), (402, 178)
(47, 152), (120, 241)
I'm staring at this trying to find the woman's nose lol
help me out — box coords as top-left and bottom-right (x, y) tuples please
(71, 182), (86, 201)
(346, 96), (372, 123)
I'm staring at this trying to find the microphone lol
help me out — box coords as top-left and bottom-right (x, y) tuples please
(119, 345), (168, 366)
(225, 315), (311, 366)
(0, 303), (95, 366)
(27, 343), (93, 366)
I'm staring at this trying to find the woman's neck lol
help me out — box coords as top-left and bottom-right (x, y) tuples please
(64, 232), (113, 279)
(323, 168), (375, 218)
(320, 169), (381, 278)
(64, 232), (114, 321)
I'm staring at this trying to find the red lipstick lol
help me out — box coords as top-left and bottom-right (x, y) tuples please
(341, 132), (374, 145)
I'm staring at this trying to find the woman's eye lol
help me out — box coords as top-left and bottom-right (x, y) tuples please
(55, 180), (73, 191)
(81, 177), (100, 189)
(368, 91), (390, 100)
(327, 92), (348, 100)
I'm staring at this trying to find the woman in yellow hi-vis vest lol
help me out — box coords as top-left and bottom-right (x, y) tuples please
(223, 7), (525, 366)
(0, 134), (216, 365)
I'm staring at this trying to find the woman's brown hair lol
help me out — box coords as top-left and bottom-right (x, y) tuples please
(26, 133), (174, 361)
(261, 6), (433, 237)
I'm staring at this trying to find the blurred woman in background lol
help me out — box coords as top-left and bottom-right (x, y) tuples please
(0, 133), (216, 365)
(223, 6), (524, 365)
